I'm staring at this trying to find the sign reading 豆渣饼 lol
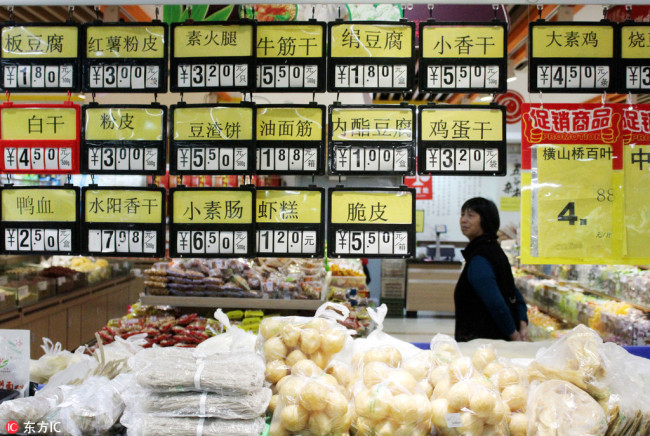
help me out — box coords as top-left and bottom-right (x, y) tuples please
(256, 105), (324, 175)
(328, 104), (415, 175)
(83, 23), (167, 93)
(0, 102), (80, 174)
(81, 186), (165, 257)
(418, 104), (506, 176)
(1, 24), (80, 92)
(328, 21), (414, 92)
(169, 187), (254, 258)
(170, 103), (254, 175)
(529, 22), (615, 93)
(419, 22), (507, 93)
(328, 187), (415, 258)
(619, 23), (650, 93)
(256, 188), (324, 257)
(171, 22), (254, 92)
(1, 186), (79, 255)
(256, 22), (325, 92)
(81, 104), (166, 175)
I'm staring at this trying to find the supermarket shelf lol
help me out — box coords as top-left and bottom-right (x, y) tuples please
(140, 295), (324, 311)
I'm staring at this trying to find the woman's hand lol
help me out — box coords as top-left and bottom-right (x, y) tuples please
(509, 330), (522, 341)
(519, 321), (529, 342)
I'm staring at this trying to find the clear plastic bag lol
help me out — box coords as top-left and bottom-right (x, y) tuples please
(0, 391), (63, 433)
(30, 338), (85, 384)
(121, 413), (265, 436)
(195, 309), (257, 354)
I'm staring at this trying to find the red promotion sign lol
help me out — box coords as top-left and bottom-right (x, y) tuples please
(403, 173), (433, 200)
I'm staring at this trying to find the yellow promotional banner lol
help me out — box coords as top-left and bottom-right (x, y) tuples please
(173, 106), (253, 141)
(1, 107), (77, 140)
(173, 189), (252, 224)
(331, 191), (413, 224)
(421, 26), (504, 58)
(532, 25), (613, 58)
(500, 197), (520, 212)
(330, 108), (413, 141)
(257, 107), (322, 141)
(86, 26), (165, 59)
(257, 24), (323, 58)
(330, 23), (412, 58)
(623, 144), (650, 259)
(256, 190), (321, 224)
(1, 26), (78, 59)
(174, 24), (252, 58)
(621, 26), (650, 59)
(85, 189), (163, 223)
(2, 188), (76, 222)
(421, 108), (503, 142)
(85, 107), (164, 141)
(415, 209), (424, 233)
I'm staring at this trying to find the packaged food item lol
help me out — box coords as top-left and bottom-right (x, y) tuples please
(121, 413), (265, 436)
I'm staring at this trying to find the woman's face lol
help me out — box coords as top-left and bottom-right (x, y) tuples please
(460, 208), (484, 241)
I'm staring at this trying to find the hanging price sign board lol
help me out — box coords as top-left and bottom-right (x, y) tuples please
(256, 22), (325, 92)
(328, 21), (414, 92)
(619, 23), (650, 93)
(418, 104), (506, 176)
(171, 21), (254, 92)
(256, 104), (324, 175)
(83, 22), (167, 93)
(0, 102), (80, 174)
(328, 187), (415, 259)
(0, 186), (79, 255)
(169, 186), (254, 258)
(521, 103), (623, 264)
(1, 23), (80, 92)
(81, 186), (165, 257)
(328, 104), (415, 175)
(170, 103), (255, 175)
(529, 21), (616, 93)
(81, 103), (166, 175)
(420, 22), (506, 93)
(256, 187), (324, 257)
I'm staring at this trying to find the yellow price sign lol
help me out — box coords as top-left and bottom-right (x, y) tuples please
(420, 108), (503, 142)
(2, 188), (76, 222)
(331, 191), (413, 224)
(421, 25), (504, 59)
(1, 26), (78, 59)
(172, 189), (253, 224)
(173, 106), (253, 141)
(1, 107), (77, 141)
(256, 190), (322, 224)
(257, 107), (322, 141)
(330, 23), (412, 58)
(84, 189), (163, 224)
(623, 143), (650, 259)
(415, 209), (424, 233)
(174, 24), (253, 58)
(330, 107), (413, 141)
(531, 24), (613, 59)
(85, 107), (164, 141)
(621, 25), (650, 59)
(257, 24), (323, 58)
(86, 25), (165, 59)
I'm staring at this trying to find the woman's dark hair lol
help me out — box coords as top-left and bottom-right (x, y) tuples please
(461, 197), (500, 237)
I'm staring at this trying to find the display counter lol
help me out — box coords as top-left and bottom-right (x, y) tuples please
(406, 260), (462, 315)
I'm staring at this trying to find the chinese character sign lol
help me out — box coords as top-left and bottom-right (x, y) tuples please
(172, 189), (253, 224)
(84, 188), (163, 224)
(256, 189), (321, 224)
(619, 23), (650, 93)
(173, 105), (253, 142)
(330, 107), (413, 141)
(1, 188), (76, 222)
(257, 106), (322, 141)
(86, 25), (165, 59)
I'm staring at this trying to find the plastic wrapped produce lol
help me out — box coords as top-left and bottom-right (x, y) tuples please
(121, 413), (265, 436)
(0, 391), (63, 433)
(30, 338), (85, 384)
(195, 309), (257, 354)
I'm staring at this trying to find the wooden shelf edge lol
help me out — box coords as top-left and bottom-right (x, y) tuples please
(140, 295), (324, 311)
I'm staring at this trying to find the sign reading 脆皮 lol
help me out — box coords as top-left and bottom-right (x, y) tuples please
(529, 21), (616, 93)
(418, 104), (506, 176)
(619, 23), (650, 93)
(1, 23), (80, 92)
(328, 187), (415, 258)
(169, 186), (254, 258)
(81, 186), (165, 257)
(1, 186), (79, 255)
(83, 22), (167, 93)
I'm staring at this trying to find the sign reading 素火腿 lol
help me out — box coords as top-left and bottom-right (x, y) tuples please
(619, 23), (650, 93)
(169, 187), (254, 258)
(81, 186), (165, 257)
(0, 186), (80, 255)
(1, 24), (81, 92)
(82, 22), (167, 93)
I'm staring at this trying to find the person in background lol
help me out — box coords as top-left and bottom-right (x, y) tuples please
(454, 197), (528, 342)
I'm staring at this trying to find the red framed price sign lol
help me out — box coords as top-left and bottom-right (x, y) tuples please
(0, 101), (81, 174)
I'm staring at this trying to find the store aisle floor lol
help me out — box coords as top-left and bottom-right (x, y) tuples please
(382, 312), (455, 343)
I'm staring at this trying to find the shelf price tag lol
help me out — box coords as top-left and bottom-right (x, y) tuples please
(328, 187), (415, 259)
(83, 22), (168, 93)
(256, 22), (325, 92)
(328, 104), (415, 175)
(0, 102), (80, 174)
(0, 186), (80, 255)
(170, 103), (255, 175)
(328, 21), (414, 92)
(619, 23), (650, 93)
(171, 21), (254, 92)
(418, 104), (506, 176)
(81, 104), (166, 175)
(419, 22), (506, 93)
(529, 21), (616, 93)
(81, 186), (165, 258)
(169, 187), (254, 258)
(1, 24), (81, 92)
(256, 104), (324, 175)
(256, 188), (324, 257)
